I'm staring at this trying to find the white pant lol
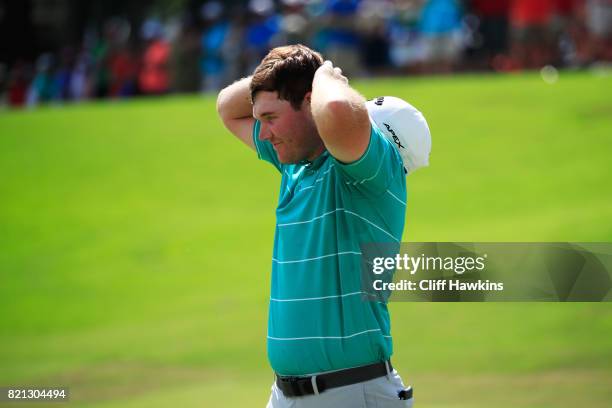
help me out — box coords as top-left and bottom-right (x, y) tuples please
(266, 369), (414, 408)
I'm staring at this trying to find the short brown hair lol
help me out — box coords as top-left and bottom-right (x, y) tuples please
(250, 44), (324, 110)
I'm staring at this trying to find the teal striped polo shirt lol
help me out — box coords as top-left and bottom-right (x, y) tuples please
(253, 119), (407, 376)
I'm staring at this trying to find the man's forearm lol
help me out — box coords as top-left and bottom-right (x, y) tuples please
(216, 76), (257, 150)
(216, 76), (253, 120)
(311, 72), (364, 124)
(310, 62), (369, 162)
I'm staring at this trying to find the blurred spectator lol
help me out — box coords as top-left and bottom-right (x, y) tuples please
(316, 0), (362, 76)
(109, 44), (139, 97)
(70, 49), (92, 101)
(509, 0), (556, 69)
(585, 0), (612, 62)
(419, 0), (465, 73)
(7, 60), (30, 107)
(360, 21), (392, 74)
(53, 47), (74, 101)
(245, 0), (282, 73)
(278, 0), (311, 45)
(223, 8), (250, 88)
(386, 0), (427, 71)
(467, 0), (511, 69)
(358, 0), (394, 74)
(170, 18), (201, 93)
(26, 53), (55, 107)
(139, 19), (170, 95)
(552, 0), (581, 66)
(90, 26), (113, 99)
(200, 1), (231, 93)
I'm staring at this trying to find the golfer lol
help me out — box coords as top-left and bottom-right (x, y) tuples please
(217, 44), (430, 408)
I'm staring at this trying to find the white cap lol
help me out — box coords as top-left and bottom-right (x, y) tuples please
(366, 96), (432, 175)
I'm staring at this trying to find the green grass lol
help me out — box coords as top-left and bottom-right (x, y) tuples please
(0, 71), (611, 407)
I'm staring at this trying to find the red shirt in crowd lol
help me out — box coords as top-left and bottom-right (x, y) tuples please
(554, 0), (581, 17)
(109, 48), (139, 96)
(510, 0), (555, 26)
(139, 39), (170, 94)
(471, 0), (511, 17)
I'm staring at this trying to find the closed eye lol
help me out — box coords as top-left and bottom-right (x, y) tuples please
(255, 111), (276, 123)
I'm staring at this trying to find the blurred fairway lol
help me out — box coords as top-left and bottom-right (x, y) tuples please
(1, 71), (611, 407)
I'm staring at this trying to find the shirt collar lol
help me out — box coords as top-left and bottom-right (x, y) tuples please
(298, 150), (329, 171)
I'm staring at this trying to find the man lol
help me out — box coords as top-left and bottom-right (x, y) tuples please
(217, 44), (426, 407)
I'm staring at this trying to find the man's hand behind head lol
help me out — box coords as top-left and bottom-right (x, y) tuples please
(315, 61), (349, 86)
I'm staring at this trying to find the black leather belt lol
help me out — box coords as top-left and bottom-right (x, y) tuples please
(275, 360), (392, 397)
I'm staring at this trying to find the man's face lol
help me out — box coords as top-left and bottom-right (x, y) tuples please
(252, 91), (323, 164)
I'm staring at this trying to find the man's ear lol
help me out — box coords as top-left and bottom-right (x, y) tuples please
(302, 92), (313, 115)
(304, 92), (312, 104)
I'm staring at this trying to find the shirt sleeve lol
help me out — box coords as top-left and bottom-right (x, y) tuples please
(333, 121), (405, 194)
(252, 119), (282, 172)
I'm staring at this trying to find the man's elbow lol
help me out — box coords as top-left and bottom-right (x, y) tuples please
(216, 88), (229, 119)
(326, 99), (359, 116)
(316, 98), (367, 127)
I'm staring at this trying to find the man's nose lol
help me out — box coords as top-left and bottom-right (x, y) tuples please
(259, 122), (272, 140)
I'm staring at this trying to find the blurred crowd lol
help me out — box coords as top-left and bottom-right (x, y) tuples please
(3, 0), (611, 108)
